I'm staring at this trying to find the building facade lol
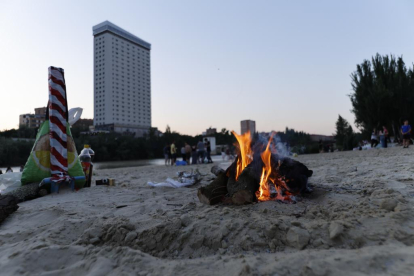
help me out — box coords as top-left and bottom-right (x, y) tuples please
(92, 21), (151, 137)
(241, 120), (256, 135)
(206, 127), (217, 136)
(19, 107), (47, 128)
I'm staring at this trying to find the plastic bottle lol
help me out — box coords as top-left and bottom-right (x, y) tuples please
(79, 145), (92, 187)
(79, 145), (92, 163)
(86, 145), (95, 161)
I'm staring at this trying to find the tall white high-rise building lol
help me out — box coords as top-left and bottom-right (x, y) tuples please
(92, 21), (151, 137)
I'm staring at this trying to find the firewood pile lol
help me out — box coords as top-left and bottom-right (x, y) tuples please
(198, 131), (313, 205)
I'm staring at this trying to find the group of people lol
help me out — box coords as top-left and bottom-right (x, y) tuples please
(370, 120), (412, 149)
(221, 147), (235, 161)
(370, 125), (389, 148)
(163, 138), (213, 166)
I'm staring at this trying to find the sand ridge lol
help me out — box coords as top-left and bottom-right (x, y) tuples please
(1, 147), (414, 275)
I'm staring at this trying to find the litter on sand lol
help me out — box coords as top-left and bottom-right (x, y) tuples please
(147, 169), (205, 188)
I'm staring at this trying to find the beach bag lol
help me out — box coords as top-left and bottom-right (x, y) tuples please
(21, 121), (85, 188)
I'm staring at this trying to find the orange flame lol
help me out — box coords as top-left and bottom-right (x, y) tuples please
(232, 131), (253, 180)
(231, 131), (294, 202)
(256, 133), (274, 201)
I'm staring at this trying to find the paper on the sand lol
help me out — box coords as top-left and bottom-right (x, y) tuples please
(0, 172), (22, 194)
(147, 178), (194, 188)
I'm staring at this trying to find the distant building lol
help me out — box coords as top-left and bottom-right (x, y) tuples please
(19, 107), (47, 128)
(206, 127), (217, 136)
(35, 107), (47, 116)
(310, 134), (335, 142)
(92, 21), (152, 137)
(241, 120), (256, 135)
(73, 119), (94, 130)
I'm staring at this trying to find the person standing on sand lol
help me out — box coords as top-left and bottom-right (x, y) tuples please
(371, 129), (379, 148)
(197, 140), (205, 163)
(401, 120), (412, 148)
(185, 143), (192, 163)
(170, 141), (177, 165)
(382, 126), (388, 148)
(163, 144), (171, 166)
(181, 146), (186, 162)
(204, 138), (213, 163)
(379, 129), (385, 148)
(191, 145), (198, 164)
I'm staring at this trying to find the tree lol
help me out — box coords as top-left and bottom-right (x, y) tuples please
(221, 128), (229, 135)
(335, 115), (358, 150)
(335, 115), (349, 149)
(350, 53), (414, 138)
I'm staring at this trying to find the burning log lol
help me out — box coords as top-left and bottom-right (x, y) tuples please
(197, 172), (228, 205)
(0, 195), (19, 224)
(197, 131), (314, 205)
(210, 165), (225, 176)
(228, 166), (260, 205)
(271, 154), (313, 195)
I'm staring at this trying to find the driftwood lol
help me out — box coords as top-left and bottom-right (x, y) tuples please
(6, 182), (47, 202)
(0, 195), (19, 224)
(197, 172), (228, 205)
(210, 165), (225, 176)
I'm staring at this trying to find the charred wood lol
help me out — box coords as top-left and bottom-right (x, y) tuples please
(228, 166), (260, 205)
(271, 154), (313, 194)
(211, 166), (225, 176)
(0, 195), (19, 224)
(197, 173), (228, 205)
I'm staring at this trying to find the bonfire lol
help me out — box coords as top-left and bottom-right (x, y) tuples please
(198, 131), (313, 205)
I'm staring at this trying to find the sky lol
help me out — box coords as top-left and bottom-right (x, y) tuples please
(1, 0), (413, 136)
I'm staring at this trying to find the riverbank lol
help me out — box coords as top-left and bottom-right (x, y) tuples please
(0, 155), (226, 173)
(1, 147), (414, 275)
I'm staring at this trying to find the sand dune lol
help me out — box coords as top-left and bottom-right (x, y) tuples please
(1, 147), (414, 275)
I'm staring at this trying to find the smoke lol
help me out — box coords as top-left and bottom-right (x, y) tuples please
(254, 132), (291, 157)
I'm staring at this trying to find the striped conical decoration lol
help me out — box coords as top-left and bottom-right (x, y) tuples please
(48, 66), (71, 182)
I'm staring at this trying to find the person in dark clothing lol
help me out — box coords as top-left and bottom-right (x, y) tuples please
(197, 140), (205, 163)
(382, 126), (389, 148)
(401, 120), (412, 148)
(371, 129), (379, 148)
(181, 146), (186, 162)
(204, 138), (213, 163)
(191, 145), (198, 164)
(163, 144), (171, 166)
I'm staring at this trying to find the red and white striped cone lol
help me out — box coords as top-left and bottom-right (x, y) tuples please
(48, 66), (71, 184)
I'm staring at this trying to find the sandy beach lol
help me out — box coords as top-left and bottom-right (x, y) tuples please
(1, 147), (414, 276)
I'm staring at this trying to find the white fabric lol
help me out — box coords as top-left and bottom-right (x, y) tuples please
(147, 178), (194, 188)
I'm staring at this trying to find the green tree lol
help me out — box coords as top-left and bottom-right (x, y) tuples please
(335, 115), (349, 149)
(350, 53), (414, 138)
(335, 115), (358, 150)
